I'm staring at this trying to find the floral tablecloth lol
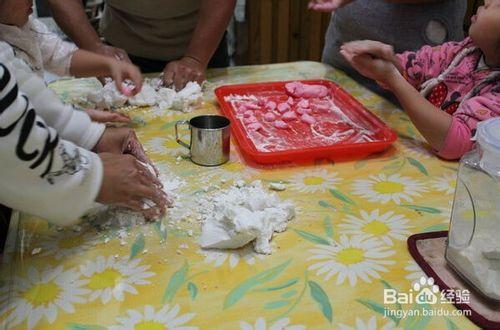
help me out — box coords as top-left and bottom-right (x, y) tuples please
(0, 62), (477, 330)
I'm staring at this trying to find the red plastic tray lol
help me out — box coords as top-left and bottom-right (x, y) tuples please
(215, 79), (397, 165)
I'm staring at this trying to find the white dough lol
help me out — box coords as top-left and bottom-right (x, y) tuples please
(269, 182), (286, 191)
(171, 81), (203, 111)
(85, 79), (203, 115)
(87, 81), (128, 109)
(128, 84), (159, 107)
(198, 181), (295, 255)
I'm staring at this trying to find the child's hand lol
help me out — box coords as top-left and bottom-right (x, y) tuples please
(340, 40), (401, 88)
(85, 109), (131, 124)
(108, 61), (144, 96)
(308, 0), (354, 12)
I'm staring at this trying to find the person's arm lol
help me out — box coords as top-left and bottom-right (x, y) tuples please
(0, 62), (169, 223)
(163, 0), (236, 90)
(436, 94), (500, 160)
(341, 40), (452, 151)
(69, 49), (143, 94)
(47, 0), (131, 62)
(30, 18), (141, 94)
(386, 74), (453, 150)
(0, 41), (104, 150)
(309, 0), (442, 12)
(0, 62), (103, 225)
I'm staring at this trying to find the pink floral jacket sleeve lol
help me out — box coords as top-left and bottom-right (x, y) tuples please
(396, 38), (500, 160)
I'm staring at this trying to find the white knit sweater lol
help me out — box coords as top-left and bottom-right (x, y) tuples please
(0, 42), (104, 225)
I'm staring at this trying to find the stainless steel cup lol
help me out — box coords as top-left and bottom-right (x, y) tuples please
(175, 115), (231, 166)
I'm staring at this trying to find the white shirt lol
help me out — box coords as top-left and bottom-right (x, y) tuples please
(0, 17), (77, 77)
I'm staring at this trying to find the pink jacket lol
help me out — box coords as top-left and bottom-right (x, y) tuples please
(397, 38), (500, 160)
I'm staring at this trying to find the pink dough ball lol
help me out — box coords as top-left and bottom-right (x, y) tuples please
(296, 107), (312, 115)
(282, 111), (298, 121)
(264, 112), (276, 122)
(297, 99), (310, 108)
(285, 81), (329, 98)
(243, 116), (257, 124)
(277, 102), (291, 113)
(273, 120), (289, 129)
(122, 85), (135, 96)
(241, 101), (260, 110)
(243, 110), (254, 118)
(265, 101), (277, 111)
(248, 122), (263, 131)
(301, 113), (316, 125)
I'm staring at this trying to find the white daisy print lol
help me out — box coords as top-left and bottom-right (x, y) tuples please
(240, 317), (305, 330)
(80, 255), (154, 304)
(405, 260), (425, 283)
(0, 266), (89, 329)
(351, 174), (427, 204)
(110, 304), (197, 330)
(38, 232), (95, 260)
(339, 316), (396, 330)
(144, 136), (189, 157)
(431, 173), (457, 195)
(289, 169), (342, 193)
(400, 139), (433, 159)
(199, 246), (265, 268)
(338, 210), (412, 246)
(308, 235), (395, 286)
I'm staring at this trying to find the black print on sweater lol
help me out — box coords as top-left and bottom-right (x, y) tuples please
(0, 64), (84, 183)
(45, 145), (88, 184)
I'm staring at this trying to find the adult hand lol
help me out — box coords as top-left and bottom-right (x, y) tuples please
(106, 60), (143, 96)
(340, 40), (401, 88)
(97, 153), (170, 220)
(308, 0), (354, 12)
(85, 109), (131, 124)
(162, 56), (205, 91)
(92, 43), (132, 63)
(94, 127), (159, 176)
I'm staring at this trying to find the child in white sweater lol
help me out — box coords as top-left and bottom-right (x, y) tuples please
(0, 0), (142, 123)
(0, 41), (169, 226)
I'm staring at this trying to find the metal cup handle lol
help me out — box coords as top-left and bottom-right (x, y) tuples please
(175, 120), (191, 149)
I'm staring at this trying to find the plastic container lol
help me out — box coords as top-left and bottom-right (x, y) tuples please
(446, 117), (500, 303)
(215, 80), (397, 165)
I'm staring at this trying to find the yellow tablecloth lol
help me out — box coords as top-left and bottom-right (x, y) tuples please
(0, 62), (477, 330)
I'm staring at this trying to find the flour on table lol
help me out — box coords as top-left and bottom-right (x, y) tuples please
(197, 180), (295, 255)
(85, 78), (203, 117)
(85, 168), (186, 234)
